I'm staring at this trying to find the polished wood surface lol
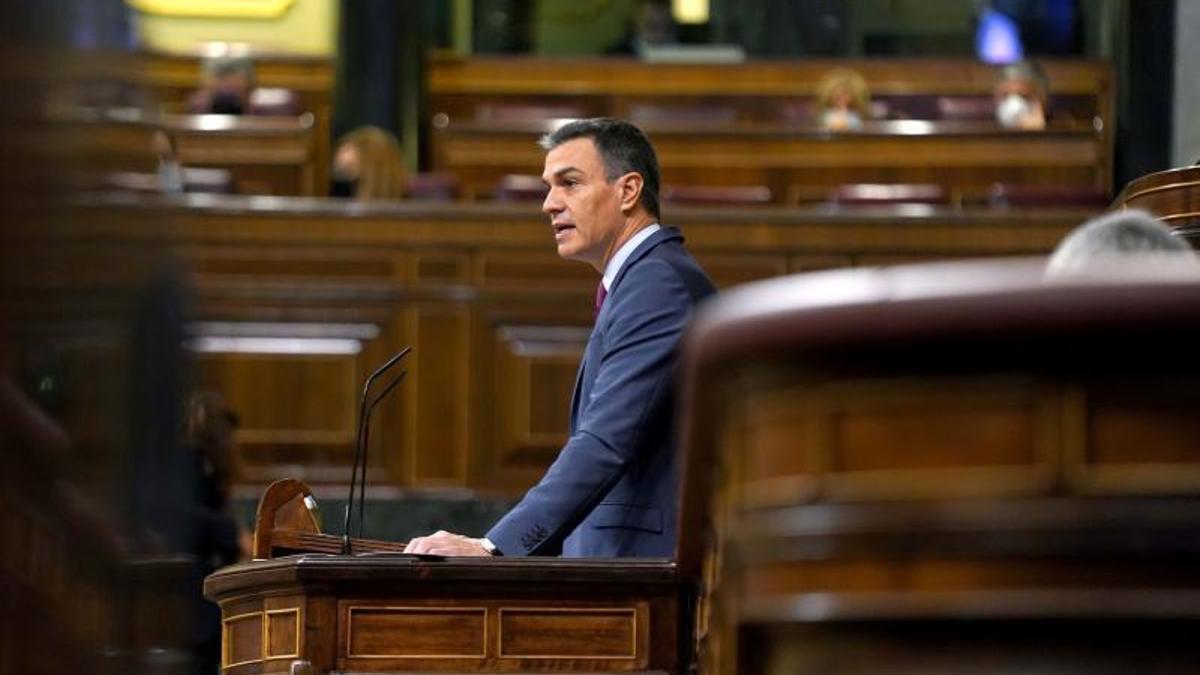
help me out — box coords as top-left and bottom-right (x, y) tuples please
(1115, 165), (1200, 243)
(68, 194), (1098, 493)
(676, 260), (1200, 673)
(207, 480), (684, 674)
(434, 120), (1106, 204)
(430, 56), (1112, 114)
(251, 478), (408, 557)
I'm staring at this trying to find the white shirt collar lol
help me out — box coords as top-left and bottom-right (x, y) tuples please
(602, 224), (661, 291)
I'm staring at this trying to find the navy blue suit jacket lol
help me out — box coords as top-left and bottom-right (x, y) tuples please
(486, 227), (715, 556)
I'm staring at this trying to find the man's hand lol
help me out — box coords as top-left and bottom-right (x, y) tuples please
(403, 530), (491, 556)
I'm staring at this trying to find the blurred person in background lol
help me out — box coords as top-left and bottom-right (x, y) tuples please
(815, 68), (871, 131)
(186, 389), (250, 675)
(331, 125), (407, 200)
(186, 56), (256, 115)
(994, 59), (1049, 130)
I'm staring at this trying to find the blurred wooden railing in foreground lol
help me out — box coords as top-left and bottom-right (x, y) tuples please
(1115, 165), (1200, 241)
(676, 259), (1200, 673)
(66, 195), (1100, 495)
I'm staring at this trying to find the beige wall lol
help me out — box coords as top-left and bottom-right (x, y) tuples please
(131, 0), (338, 55)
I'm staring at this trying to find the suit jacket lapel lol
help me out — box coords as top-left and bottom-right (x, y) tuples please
(608, 227), (683, 299)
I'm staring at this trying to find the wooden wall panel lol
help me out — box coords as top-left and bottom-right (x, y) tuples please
(736, 377), (1061, 507)
(491, 325), (588, 484)
(406, 304), (471, 485)
(72, 197), (1101, 494)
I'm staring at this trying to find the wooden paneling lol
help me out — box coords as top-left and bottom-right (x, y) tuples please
(207, 557), (681, 675)
(498, 607), (640, 660)
(70, 196), (1099, 494)
(435, 121), (1105, 205)
(407, 303), (471, 485)
(345, 606), (487, 658)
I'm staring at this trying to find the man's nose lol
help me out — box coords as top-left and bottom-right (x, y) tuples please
(542, 187), (559, 214)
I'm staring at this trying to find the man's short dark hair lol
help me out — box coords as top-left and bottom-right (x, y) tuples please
(539, 117), (661, 219)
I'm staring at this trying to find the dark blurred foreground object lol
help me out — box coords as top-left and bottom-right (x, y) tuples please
(677, 258), (1200, 674)
(0, 1), (197, 673)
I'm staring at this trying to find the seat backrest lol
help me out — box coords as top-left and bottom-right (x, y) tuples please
(663, 185), (772, 206)
(829, 183), (949, 206)
(405, 172), (460, 201)
(988, 183), (1109, 209)
(494, 174), (546, 202)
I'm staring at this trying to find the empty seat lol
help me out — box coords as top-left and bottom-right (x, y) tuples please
(988, 183), (1109, 209)
(663, 185), (772, 206)
(494, 174), (546, 202)
(936, 95), (995, 121)
(405, 172), (460, 201)
(829, 183), (949, 206)
(627, 103), (738, 127)
(475, 103), (586, 123)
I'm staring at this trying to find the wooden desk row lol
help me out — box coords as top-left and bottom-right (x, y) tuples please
(434, 119), (1107, 204)
(58, 195), (1100, 494)
(67, 109), (319, 195)
(430, 57), (1115, 201)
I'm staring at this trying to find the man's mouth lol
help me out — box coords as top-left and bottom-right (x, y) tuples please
(553, 222), (575, 235)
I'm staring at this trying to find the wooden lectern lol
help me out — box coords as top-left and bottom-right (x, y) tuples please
(204, 479), (689, 674)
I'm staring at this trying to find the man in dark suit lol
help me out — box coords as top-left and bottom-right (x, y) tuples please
(405, 118), (715, 557)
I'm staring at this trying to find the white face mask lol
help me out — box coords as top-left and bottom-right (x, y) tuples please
(996, 93), (1031, 128)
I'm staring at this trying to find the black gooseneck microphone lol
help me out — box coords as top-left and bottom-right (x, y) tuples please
(342, 346), (412, 555)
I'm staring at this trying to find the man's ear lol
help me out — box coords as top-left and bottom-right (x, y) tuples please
(618, 172), (644, 213)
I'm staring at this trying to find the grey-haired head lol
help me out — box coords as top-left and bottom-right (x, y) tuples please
(1046, 209), (1197, 277)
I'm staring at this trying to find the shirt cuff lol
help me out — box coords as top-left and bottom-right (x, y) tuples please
(478, 537), (502, 556)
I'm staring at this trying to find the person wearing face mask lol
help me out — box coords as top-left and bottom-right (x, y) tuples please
(815, 68), (872, 131)
(993, 60), (1049, 130)
(186, 56), (256, 115)
(330, 126), (406, 200)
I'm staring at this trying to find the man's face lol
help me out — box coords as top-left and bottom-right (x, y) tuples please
(541, 137), (626, 269)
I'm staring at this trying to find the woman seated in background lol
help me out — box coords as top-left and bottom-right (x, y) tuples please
(815, 68), (872, 131)
(331, 126), (406, 200)
(993, 60), (1049, 130)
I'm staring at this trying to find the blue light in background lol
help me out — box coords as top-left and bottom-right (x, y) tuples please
(976, 8), (1024, 64)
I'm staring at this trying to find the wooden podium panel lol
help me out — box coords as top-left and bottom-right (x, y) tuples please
(205, 556), (684, 674)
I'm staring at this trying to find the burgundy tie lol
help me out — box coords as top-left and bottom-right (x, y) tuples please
(594, 281), (607, 318)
